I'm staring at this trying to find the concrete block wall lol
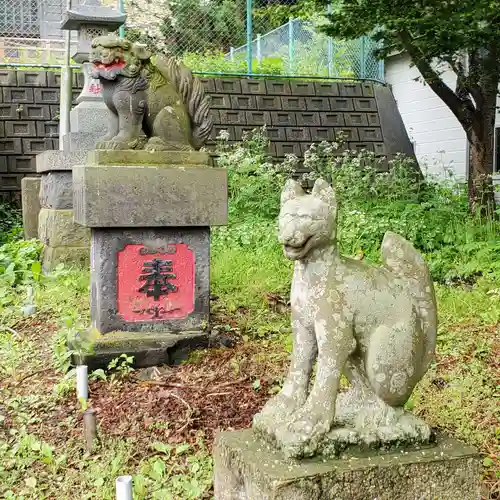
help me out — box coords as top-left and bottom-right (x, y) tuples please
(1, 70), (411, 205)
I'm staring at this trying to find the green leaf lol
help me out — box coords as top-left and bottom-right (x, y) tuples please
(94, 476), (105, 487)
(152, 442), (172, 457)
(252, 379), (261, 391)
(175, 443), (191, 455)
(31, 261), (42, 281)
(483, 457), (494, 467)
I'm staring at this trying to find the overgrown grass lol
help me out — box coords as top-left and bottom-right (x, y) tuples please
(0, 129), (499, 498)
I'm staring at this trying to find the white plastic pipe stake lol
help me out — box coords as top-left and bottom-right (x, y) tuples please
(116, 475), (133, 500)
(76, 365), (88, 400)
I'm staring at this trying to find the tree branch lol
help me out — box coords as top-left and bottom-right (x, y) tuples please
(398, 30), (475, 131)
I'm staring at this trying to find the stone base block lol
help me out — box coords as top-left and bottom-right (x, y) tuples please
(40, 171), (73, 209)
(42, 245), (89, 272)
(21, 176), (41, 239)
(213, 429), (481, 500)
(38, 208), (90, 247)
(36, 149), (89, 173)
(77, 330), (209, 370)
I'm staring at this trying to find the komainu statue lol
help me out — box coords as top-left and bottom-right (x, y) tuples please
(253, 179), (438, 459)
(89, 35), (212, 151)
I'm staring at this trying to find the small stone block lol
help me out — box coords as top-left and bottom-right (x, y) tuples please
(240, 80), (267, 94)
(310, 127), (335, 142)
(274, 142), (301, 157)
(34, 88), (60, 104)
(213, 429), (481, 500)
(23, 104), (51, 120)
(359, 127), (383, 141)
(348, 141), (375, 152)
(271, 111), (296, 126)
(290, 81), (315, 96)
(367, 112), (381, 126)
(38, 208), (90, 247)
(320, 112), (345, 127)
(353, 98), (378, 112)
(338, 82), (363, 97)
(73, 161), (227, 228)
(42, 245), (89, 273)
(257, 96), (281, 110)
(306, 97), (330, 111)
(36, 150), (89, 173)
(17, 71), (48, 87)
(265, 81), (291, 95)
(296, 112), (321, 126)
(264, 127), (286, 141)
(0, 139), (22, 154)
(90, 228), (210, 334)
(210, 95), (232, 109)
(21, 177), (41, 239)
(234, 126), (259, 140)
(313, 82), (339, 96)
(87, 149), (211, 167)
(210, 125), (236, 141)
(0, 156), (6, 172)
(22, 138), (52, 154)
(344, 112), (369, 127)
(286, 127), (311, 142)
(374, 142), (387, 155)
(5, 121), (36, 137)
(329, 98), (354, 111)
(47, 72), (62, 87)
(362, 82), (375, 97)
(3, 88), (34, 103)
(215, 79), (242, 94)
(334, 127), (359, 141)
(0, 105), (17, 119)
(36, 121), (59, 138)
(200, 78), (216, 93)
(8, 156), (35, 173)
(230, 95), (257, 110)
(219, 110), (246, 125)
(245, 111), (271, 126)
(39, 171), (73, 209)
(0, 121), (4, 138)
(80, 331), (209, 370)
(0, 174), (22, 190)
(0, 70), (17, 86)
(281, 96), (307, 111)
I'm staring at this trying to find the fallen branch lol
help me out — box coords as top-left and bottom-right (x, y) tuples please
(15, 367), (52, 386)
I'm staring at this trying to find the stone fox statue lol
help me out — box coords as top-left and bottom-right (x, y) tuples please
(90, 35), (212, 151)
(253, 178), (438, 459)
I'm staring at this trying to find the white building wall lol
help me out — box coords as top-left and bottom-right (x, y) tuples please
(385, 52), (468, 179)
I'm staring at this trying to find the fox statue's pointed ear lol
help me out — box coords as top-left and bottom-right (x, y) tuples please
(281, 179), (305, 205)
(312, 178), (336, 205)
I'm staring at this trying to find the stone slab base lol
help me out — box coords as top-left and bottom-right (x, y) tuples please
(213, 429), (481, 500)
(38, 208), (90, 247)
(42, 245), (89, 272)
(21, 177), (41, 239)
(77, 331), (209, 370)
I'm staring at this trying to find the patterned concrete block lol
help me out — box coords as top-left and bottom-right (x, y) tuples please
(290, 81), (315, 96)
(271, 111), (296, 126)
(359, 127), (383, 141)
(348, 142), (375, 152)
(338, 82), (363, 97)
(0, 174), (22, 190)
(275, 142), (302, 157)
(47, 71), (62, 87)
(3, 88), (34, 103)
(5, 121), (36, 137)
(36, 121), (59, 138)
(0, 121), (3, 138)
(329, 98), (354, 111)
(314, 82), (339, 96)
(210, 94), (232, 109)
(257, 96), (281, 110)
(22, 138), (52, 154)
(306, 97), (330, 112)
(0, 139), (22, 154)
(296, 112), (321, 126)
(286, 127), (311, 142)
(8, 156), (35, 173)
(34, 88), (60, 104)
(241, 80), (267, 94)
(344, 112), (369, 127)
(245, 111), (271, 126)
(0, 156), (7, 172)
(374, 142), (387, 155)
(17, 71), (48, 87)
(362, 82), (375, 97)
(210, 125), (236, 141)
(230, 95), (257, 110)
(235, 126), (259, 140)
(265, 81), (291, 95)
(0, 105), (18, 119)
(367, 113), (381, 126)
(310, 127), (335, 142)
(281, 96), (307, 111)
(215, 79), (242, 94)
(201, 78), (216, 93)
(22, 104), (51, 120)
(354, 98), (378, 112)
(0, 70), (17, 86)
(219, 110), (246, 125)
(264, 127), (286, 141)
(335, 127), (360, 141)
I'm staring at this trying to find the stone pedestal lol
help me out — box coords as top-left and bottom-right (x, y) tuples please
(21, 177), (41, 239)
(213, 429), (481, 500)
(36, 150), (90, 271)
(72, 150), (228, 369)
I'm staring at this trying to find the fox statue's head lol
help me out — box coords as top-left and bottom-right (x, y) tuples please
(278, 178), (337, 261)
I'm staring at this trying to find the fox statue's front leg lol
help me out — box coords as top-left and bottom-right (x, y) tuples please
(253, 313), (317, 436)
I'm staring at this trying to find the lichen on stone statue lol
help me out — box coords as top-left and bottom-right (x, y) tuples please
(89, 35), (212, 151)
(253, 178), (438, 459)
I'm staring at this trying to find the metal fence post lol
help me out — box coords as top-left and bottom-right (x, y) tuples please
(59, 0), (73, 151)
(327, 4), (333, 77)
(360, 35), (366, 79)
(378, 58), (385, 82)
(246, 0), (253, 74)
(230, 46), (235, 62)
(288, 18), (295, 74)
(256, 34), (262, 68)
(118, 0), (125, 38)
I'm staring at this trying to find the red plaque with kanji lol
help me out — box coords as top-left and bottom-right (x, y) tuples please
(117, 244), (195, 322)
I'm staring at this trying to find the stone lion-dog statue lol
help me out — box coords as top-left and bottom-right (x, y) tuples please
(90, 35), (212, 151)
(253, 178), (438, 459)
